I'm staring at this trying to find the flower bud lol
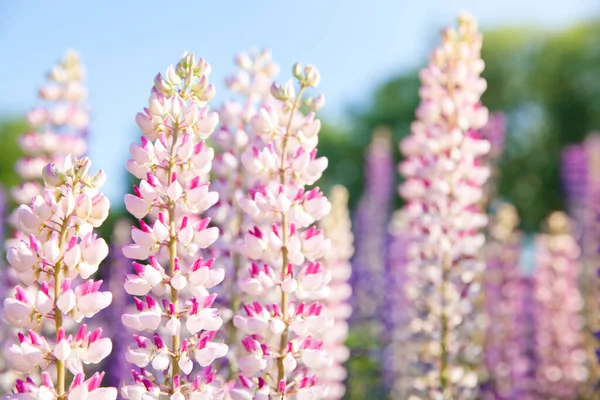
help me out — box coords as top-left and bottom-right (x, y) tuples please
(292, 62), (303, 79)
(270, 83), (287, 101)
(42, 163), (64, 187)
(303, 64), (321, 87)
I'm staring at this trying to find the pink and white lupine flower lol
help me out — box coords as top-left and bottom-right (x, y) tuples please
(5, 371), (115, 400)
(561, 133), (600, 391)
(10, 50), (88, 207)
(316, 186), (354, 400)
(399, 13), (490, 399)
(211, 49), (279, 379)
(533, 212), (588, 399)
(2, 156), (115, 399)
(230, 62), (333, 399)
(2, 52), (90, 391)
(121, 52), (228, 399)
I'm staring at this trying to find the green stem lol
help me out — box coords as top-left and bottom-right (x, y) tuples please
(440, 252), (450, 398)
(276, 86), (306, 395)
(168, 127), (180, 392)
(55, 212), (71, 396)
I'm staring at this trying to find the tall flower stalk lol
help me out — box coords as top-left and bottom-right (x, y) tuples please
(478, 112), (505, 207)
(532, 212), (588, 399)
(399, 13), (490, 399)
(0, 187), (17, 393)
(482, 203), (527, 399)
(11, 50), (88, 208)
(561, 134), (600, 393)
(318, 185), (354, 400)
(351, 127), (394, 328)
(231, 62), (332, 398)
(383, 211), (411, 399)
(102, 219), (133, 388)
(3, 155), (115, 399)
(121, 52), (228, 399)
(211, 49), (279, 379)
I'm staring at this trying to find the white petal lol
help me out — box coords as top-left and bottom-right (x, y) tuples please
(53, 339), (71, 361)
(57, 290), (76, 314)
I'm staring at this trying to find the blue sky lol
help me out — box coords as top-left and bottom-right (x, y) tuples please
(1, 0), (599, 203)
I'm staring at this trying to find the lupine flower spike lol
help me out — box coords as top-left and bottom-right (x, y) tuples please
(103, 219), (134, 388)
(399, 13), (490, 399)
(317, 185), (354, 400)
(561, 134), (600, 391)
(533, 212), (588, 399)
(3, 155), (115, 399)
(478, 112), (505, 206)
(351, 127), (394, 334)
(230, 62), (333, 399)
(11, 50), (88, 208)
(211, 49), (279, 379)
(121, 52), (228, 400)
(482, 203), (530, 399)
(383, 211), (411, 399)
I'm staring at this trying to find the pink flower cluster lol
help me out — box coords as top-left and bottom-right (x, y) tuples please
(3, 155), (115, 399)
(11, 50), (88, 207)
(317, 186), (354, 400)
(533, 212), (588, 399)
(229, 63), (333, 398)
(399, 13), (490, 398)
(121, 52), (228, 399)
(210, 49), (280, 375)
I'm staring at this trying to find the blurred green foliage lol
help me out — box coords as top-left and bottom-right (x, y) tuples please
(318, 19), (600, 232)
(0, 119), (26, 194)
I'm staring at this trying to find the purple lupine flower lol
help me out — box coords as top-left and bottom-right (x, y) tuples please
(479, 112), (506, 205)
(351, 127), (394, 331)
(482, 203), (529, 399)
(102, 219), (132, 389)
(561, 144), (587, 219)
(561, 134), (600, 390)
(532, 212), (588, 399)
(513, 276), (537, 399)
(383, 211), (410, 399)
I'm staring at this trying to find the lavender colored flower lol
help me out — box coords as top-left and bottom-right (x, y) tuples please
(481, 203), (530, 399)
(351, 127), (394, 330)
(532, 212), (588, 399)
(383, 211), (411, 399)
(318, 185), (354, 400)
(561, 134), (600, 391)
(479, 112), (506, 206)
(102, 219), (133, 389)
